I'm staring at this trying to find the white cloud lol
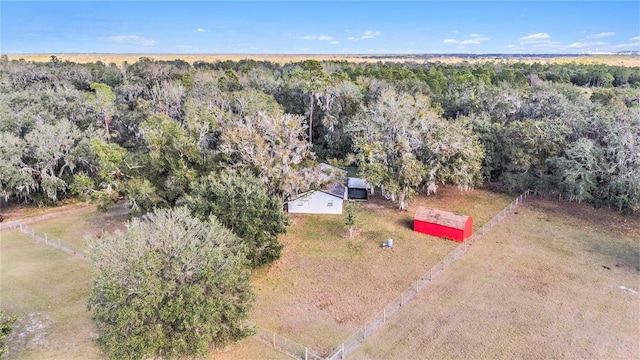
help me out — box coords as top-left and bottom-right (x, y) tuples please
(531, 42), (561, 48)
(300, 48), (310, 52)
(504, 44), (526, 53)
(568, 42), (588, 48)
(586, 32), (615, 39)
(195, 28), (208, 33)
(107, 35), (156, 46)
(568, 41), (608, 49)
(445, 34), (489, 46)
(329, 41), (340, 45)
(520, 33), (551, 42)
(631, 36), (640, 41)
(361, 30), (382, 39)
(349, 30), (382, 41)
(466, 33), (490, 41)
(303, 35), (333, 41)
(517, 33), (561, 50)
(614, 42), (640, 48)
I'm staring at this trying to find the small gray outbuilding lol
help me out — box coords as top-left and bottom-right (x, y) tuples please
(347, 177), (370, 200)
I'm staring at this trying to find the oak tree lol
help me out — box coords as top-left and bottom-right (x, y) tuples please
(87, 207), (254, 360)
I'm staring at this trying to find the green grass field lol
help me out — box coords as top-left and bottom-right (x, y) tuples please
(0, 230), (100, 359)
(26, 203), (129, 251)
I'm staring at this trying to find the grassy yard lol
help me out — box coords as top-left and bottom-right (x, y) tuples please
(0, 226), (285, 360)
(1, 186), (518, 359)
(247, 186), (513, 355)
(26, 203), (129, 251)
(0, 230), (100, 359)
(350, 198), (640, 359)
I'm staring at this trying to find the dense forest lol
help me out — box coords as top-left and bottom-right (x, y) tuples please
(1, 55), (639, 214)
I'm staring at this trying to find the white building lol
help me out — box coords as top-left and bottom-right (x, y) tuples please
(286, 163), (369, 215)
(287, 184), (346, 215)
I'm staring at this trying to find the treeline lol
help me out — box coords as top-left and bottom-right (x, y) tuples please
(1, 55), (639, 215)
(2, 54), (639, 358)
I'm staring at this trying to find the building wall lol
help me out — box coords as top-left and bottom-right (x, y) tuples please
(288, 191), (344, 214)
(462, 217), (473, 240)
(414, 220), (465, 242)
(348, 188), (368, 200)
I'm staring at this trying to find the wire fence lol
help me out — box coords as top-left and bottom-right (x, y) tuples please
(6, 191), (529, 360)
(9, 222), (90, 262)
(325, 190), (530, 359)
(253, 325), (324, 360)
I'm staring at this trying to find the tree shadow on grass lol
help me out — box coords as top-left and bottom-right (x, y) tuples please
(401, 218), (414, 231)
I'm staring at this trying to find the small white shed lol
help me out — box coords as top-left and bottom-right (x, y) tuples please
(287, 185), (345, 214)
(287, 163), (353, 214)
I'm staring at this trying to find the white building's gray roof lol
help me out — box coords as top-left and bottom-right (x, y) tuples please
(347, 177), (370, 190)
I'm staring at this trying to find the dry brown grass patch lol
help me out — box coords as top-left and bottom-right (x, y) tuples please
(350, 198), (639, 360)
(5, 53), (638, 67)
(247, 186), (512, 355)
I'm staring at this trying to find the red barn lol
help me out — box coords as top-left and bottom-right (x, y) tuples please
(414, 206), (473, 242)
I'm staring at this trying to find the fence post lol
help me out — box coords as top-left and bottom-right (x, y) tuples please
(32, 228), (35, 236)
(364, 324), (367, 339)
(45, 233), (48, 243)
(20, 223), (23, 232)
(401, 293), (404, 306)
(341, 343), (345, 359)
(416, 280), (419, 292)
(305, 347), (308, 360)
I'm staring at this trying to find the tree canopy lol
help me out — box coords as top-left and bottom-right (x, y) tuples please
(87, 207), (254, 359)
(0, 56), (638, 214)
(186, 168), (288, 267)
(2, 55), (640, 359)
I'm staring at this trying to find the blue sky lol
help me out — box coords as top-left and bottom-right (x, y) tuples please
(1, 1), (639, 54)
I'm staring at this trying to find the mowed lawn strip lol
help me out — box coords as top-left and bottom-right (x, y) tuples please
(0, 230), (100, 360)
(250, 186), (513, 355)
(26, 203), (129, 251)
(1, 223), (292, 360)
(350, 199), (640, 359)
(208, 337), (291, 360)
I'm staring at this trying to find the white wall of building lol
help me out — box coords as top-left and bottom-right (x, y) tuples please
(287, 191), (344, 214)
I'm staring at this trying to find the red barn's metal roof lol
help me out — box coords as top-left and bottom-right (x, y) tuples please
(414, 206), (469, 230)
